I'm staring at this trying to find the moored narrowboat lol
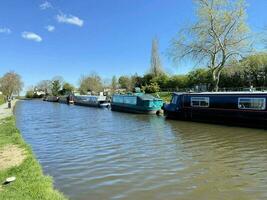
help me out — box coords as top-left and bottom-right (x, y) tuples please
(163, 92), (267, 128)
(45, 96), (59, 102)
(74, 95), (110, 108)
(58, 95), (75, 104)
(111, 93), (163, 114)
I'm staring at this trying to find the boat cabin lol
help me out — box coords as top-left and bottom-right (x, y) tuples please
(111, 93), (163, 114)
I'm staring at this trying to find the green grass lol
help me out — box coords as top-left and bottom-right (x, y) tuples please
(0, 117), (67, 200)
(0, 95), (5, 105)
(152, 92), (172, 103)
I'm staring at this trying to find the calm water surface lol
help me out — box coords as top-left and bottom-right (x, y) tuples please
(15, 100), (267, 200)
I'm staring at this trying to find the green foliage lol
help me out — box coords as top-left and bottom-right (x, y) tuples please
(0, 117), (66, 200)
(0, 94), (5, 105)
(142, 82), (160, 93)
(79, 73), (103, 95)
(25, 90), (34, 98)
(51, 80), (61, 96)
(118, 76), (133, 91)
(187, 68), (213, 88)
(60, 82), (75, 95)
(25, 91), (43, 99)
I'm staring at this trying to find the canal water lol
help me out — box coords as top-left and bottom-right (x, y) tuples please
(15, 100), (267, 200)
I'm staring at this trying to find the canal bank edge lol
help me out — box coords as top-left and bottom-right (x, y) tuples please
(0, 100), (67, 200)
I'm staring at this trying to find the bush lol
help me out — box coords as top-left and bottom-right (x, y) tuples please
(142, 82), (160, 93)
(25, 91), (43, 99)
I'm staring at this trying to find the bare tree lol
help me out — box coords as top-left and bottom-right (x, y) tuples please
(169, 0), (252, 91)
(36, 80), (52, 94)
(111, 76), (118, 92)
(0, 71), (23, 98)
(150, 38), (164, 77)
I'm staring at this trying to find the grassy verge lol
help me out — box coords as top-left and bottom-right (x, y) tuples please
(153, 92), (172, 103)
(0, 95), (5, 105)
(0, 116), (67, 200)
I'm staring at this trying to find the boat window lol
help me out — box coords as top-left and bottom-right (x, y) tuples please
(123, 96), (137, 105)
(112, 96), (124, 103)
(171, 95), (178, 104)
(238, 98), (266, 110)
(191, 97), (209, 107)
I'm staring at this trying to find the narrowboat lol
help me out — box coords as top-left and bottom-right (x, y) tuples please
(58, 95), (74, 104)
(45, 96), (59, 102)
(163, 92), (267, 128)
(74, 95), (110, 108)
(111, 93), (163, 114)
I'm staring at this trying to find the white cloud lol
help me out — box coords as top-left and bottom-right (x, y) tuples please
(40, 1), (52, 10)
(22, 32), (42, 42)
(56, 13), (84, 27)
(0, 27), (11, 34)
(45, 25), (55, 32)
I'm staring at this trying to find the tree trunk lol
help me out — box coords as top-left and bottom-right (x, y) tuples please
(212, 69), (221, 92)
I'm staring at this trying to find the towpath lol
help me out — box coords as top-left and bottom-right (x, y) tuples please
(0, 100), (18, 120)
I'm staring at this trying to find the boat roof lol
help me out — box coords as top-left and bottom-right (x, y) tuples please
(173, 91), (267, 95)
(138, 94), (162, 101)
(113, 93), (162, 100)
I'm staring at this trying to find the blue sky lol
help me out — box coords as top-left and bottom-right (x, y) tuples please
(0, 0), (266, 89)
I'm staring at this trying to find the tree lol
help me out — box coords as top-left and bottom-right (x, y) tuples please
(36, 80), (52, 95)
(51, 80), (61, 96)
(61, 82), (75, 95)
(118, 76), (133, 91)
(142, 82), (160, 93)
(150, 38), (164, 77)
(242, 53), (267, 87)
(0, 71), (23, 98)
(79, 73), (103, 94)
(187, 68), (212, 88)
(170, 0), (251, 91)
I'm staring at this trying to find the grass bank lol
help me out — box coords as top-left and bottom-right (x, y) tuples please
(0, 116), (67, 200)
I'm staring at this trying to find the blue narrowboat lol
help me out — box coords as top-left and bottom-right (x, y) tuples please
(111, 93), (163, 114)
(163, 92), (267, 128)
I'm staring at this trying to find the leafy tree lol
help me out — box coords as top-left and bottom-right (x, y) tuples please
(167, 75), (188, 90)
(242, 53), (267, 87)
(0, 71), (23, 98)
(150, 38), (165, 77)
(118, 76), (133, 91)
(142, 82), (160, 93)
(61, 82), (75, 95)
(170, 0), (251, 91)
(187, 68), (212, 88)
(79, 73), (103, 94)
(51, 80), (61, 96)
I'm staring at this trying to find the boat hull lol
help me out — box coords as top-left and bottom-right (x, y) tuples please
(111, 104), (159, 114)
(75, 100), (110, 108)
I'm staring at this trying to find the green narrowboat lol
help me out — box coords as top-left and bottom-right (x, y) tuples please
(111, 92), (163, 114)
